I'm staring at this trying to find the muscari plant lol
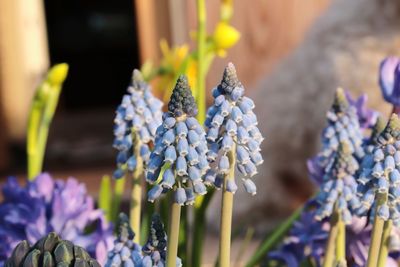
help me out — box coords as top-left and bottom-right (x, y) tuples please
(205, 63), (263, 267)
(145, 75), (209, 267)
(112, 69), (163, 242)
(255, 57), (400, 267)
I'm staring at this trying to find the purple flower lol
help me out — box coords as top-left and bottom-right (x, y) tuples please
(345, 91), (378, 130)
(379, 57), (400, 107)
(269, 201), (398, 267)
(0, 173), (114, 266)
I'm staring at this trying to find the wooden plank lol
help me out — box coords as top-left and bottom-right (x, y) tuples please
(0, 0), (49, 140)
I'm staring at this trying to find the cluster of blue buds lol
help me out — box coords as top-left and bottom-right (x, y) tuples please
(204, 63), (263, 195)
(113, 70), (163, 179)
(309, 88), (365, 185)
(105, 213), (143, 267)
(146, 75), (210, 205)
(315, 142), (360, 224)
(142, 214), (182, 267)
(357, 114), (400, 225)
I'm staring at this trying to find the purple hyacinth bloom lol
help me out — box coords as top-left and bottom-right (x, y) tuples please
(379, 57), (400, 107)
(113, 69), (163, 179)
(269, 200), (399, 267)
(0, 173), (114, 266)
(205, 63), (264, 195)
(345, 91), (378, 130)
(145, 75), (209, 205)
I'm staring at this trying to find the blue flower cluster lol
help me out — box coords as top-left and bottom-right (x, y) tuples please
(141, 215), (182, 267)
(204, 63), (263, 195)
(113, 70), (163, 179)
(146, 75), (209, 205)
(105, 214), (181, 267)
(315, 143), (360, 224)
(308, 88), (365, 185)
(105, 214), (143, 267)
(357, 114), (400, 225)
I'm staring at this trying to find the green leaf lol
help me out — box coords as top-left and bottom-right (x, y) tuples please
(99, 175), (112, 221)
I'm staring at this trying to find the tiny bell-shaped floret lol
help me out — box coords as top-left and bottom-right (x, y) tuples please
(145, 75), (209, 205)
(205, 63), (264, 195)
(113, 70), (163, 179)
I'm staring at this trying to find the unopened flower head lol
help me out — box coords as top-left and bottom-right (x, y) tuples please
(105, 213), (143, 267)
(205, 63), (263, 195)
(357, 114), (400, 225)
(314, 142), (360, 224)
(307, 88), (365, 185)
(142, 214), (182, 267)
(113, 69), (163, 179)
(146, 75), (209, 205)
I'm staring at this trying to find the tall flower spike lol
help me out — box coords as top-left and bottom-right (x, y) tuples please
(314, 142), (360, 224)
(113, 69), (163, 178)
(142, 214), (182, 267)
(146, 75), (209, 205)
(357, 114), (400, 225)
(205, 63), (264, 195)
(105, 213), (143, 267)
(307, 88), (365, 185)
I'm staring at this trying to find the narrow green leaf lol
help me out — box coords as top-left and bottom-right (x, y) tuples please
(99, 175), (112, 221)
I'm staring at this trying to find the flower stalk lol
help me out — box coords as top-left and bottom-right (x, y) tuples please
(377, 220), (393, 267)
(167, 200), (182, 267)
(219, 144), (236, 267)
(130, 138), (143, 243)
(27, 63), (68, 180)
(323, 212), (339, 267)
(366, 193), (387, 267)
(196, 0), (206, 125)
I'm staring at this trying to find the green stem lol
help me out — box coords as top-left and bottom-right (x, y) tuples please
(196, 0), (207, 125)
(377, 220), (393, 267)
(245, 205), (303, 267)
(323, 213), (339, 267)
(367, 193), (387, 267)
(336, 216), (346, 265)
(111, 177), (126, 223)
(130, 140), (143, 243)
(167, 201), (182, 267)
(192, 189), (214, 267)
(219, 147), (236, 267)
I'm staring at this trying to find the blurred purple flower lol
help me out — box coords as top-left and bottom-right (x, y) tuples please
(0, 173), (114, 266)
(345, 92), (378, 130)
(379, 57), (400, 107)
(269, 201), (398, 267)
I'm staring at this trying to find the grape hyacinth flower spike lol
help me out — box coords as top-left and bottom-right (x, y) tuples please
(314, 142), (360, 267)
(357, 114), (400, 267)
(308, 88), (365, 186)
(205, 63), (264, 267)
(145, 75), (209, 266)
(113, 69), (163, 241)
(379, 57), (400, 112)
(105, 213), (143, 267)
(142, 214), (182, 267)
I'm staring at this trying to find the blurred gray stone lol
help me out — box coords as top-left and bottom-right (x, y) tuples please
(208, 0), (400, 233)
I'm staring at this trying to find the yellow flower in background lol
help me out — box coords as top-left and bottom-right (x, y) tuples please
(152, 39), (197, 103)
(159, 39), (189, 72)
(212, 22), (240, 57)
